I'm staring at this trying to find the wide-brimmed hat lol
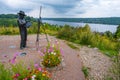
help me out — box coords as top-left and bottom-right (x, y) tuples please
(18, 11), (26, 16)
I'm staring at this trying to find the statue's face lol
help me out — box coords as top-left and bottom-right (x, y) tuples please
(19, 14), (25, 19)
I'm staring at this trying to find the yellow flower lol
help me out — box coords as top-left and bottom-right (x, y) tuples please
(42, 73), (46, 76)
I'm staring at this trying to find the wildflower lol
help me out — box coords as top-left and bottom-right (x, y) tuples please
(55, 40), (59, 45)
(48, 47), (53, 53)
(40, 52), (44, 56)
(23, 78), (28, 80)
(52, 44), (55, 47)
(11, 56), (16, 64)
(42, 73), (46, 77)
(15, 73), (20, 77)
(14, 52), (19, 57)
(44, 48), (46, 53)
(27, 67), (30, 70)
(32, 75), (36, 80)
(38, 67), (42, 71)
(51, 52), (56, 55)
(34, 64), (39, 68)
(48, 61), (50, 64)
(51, 52), (54, 55)
(53, 52), (56, 55)
(12, 73), (20, 79)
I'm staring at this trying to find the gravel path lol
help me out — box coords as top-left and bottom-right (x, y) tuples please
(79, 46), (113, 80)
(0, 35), (85, 80)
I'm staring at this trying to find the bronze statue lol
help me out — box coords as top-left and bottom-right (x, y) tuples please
(17, 11), (27, 49)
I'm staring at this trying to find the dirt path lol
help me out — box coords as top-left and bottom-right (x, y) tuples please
(0, 35), (85, 80)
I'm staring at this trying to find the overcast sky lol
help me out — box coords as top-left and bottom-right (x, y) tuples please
(0, 0), (120, 18)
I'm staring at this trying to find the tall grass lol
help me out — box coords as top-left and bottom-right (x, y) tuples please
(110, 54), (120, 79)
(0, 22), (59, 35)
(0, 62), (12, 80)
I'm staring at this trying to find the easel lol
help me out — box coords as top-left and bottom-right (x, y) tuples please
(36, 6), (49, 51)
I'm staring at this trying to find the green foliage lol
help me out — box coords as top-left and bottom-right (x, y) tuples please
(104, 31), (114, 40)
(0, 26), (19, 35)
(104, 54), (120, 80)
(82, 66), (89, 78)
(67, 42), (79, 49)
(0, 63), (12, 80)
(110, 54), (120, 79)
(0, 59), (51, 80)
(57, 24), (119, 56)
(11, 62), (51, 80)
(115, 25), (120, 39)
(11, 62), (30, 79)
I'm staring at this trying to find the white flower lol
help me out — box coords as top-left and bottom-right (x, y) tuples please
(51, 52), (54, 54)
(32, 75), (36, 80)
(51, 52), (56, 55)
(48, 61), (50, 63)
(53, 52), (56, 55)
(52, 44), (55, 47)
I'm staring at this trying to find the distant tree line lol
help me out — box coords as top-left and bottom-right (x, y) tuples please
(0, 14), (36, 27)
(43, 17), (120, 25)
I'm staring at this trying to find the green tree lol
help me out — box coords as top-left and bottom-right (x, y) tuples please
(115, 25), (120, 39)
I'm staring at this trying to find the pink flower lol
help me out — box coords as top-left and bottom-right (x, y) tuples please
(40, 52), (44, 56)
(34, 64), (39, 68)
(27, 67), (30, 70)
(48, 47), (53, 53)
(23, 78), (28, 80)
(14, 52), (19, 57)
(44, 48), (46, 53)
(38, 67), (42, 71)
(11, 57), (16, 64)
(15, 73), (20, 77)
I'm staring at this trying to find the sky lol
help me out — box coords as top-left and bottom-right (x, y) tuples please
(0, 0), (120, 18)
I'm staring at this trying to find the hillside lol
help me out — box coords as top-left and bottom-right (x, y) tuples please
(43, 17), (120, 25)
(0, 14), (35, 27)
(0, 14), (120, 27)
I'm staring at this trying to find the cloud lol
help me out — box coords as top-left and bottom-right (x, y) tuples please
(0, 0), (120, 18)
(75, 0), (120, 17)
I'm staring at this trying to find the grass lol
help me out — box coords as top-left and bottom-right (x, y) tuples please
(66, 42), (79, 50)
(82, 66), (89, 78)
(0, 62), (12, 80)
(110, 54), (120, 79)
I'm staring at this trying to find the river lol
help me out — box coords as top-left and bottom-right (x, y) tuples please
(43, 20), (118, 33)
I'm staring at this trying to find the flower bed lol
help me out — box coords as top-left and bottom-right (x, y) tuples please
(0, 53), (52, 80)
(41, 42), (63, 68)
